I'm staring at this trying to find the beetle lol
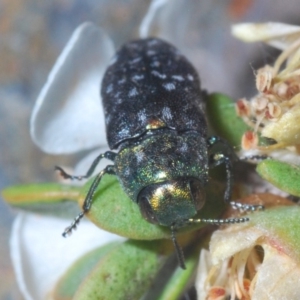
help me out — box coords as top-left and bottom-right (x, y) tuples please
(57, 37), (259, 269)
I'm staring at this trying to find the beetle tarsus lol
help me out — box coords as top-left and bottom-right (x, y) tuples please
(56, 151), (116, 181)
(62, 211), (85, 237)
(55, 166), (84, 180)
(55, 166), (81, 180)
(62, 165), (115, 236)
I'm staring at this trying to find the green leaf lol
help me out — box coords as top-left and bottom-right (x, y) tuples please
(206, 93), (249, 148)
(1, 183), (81, 205)
(83, 176), (227, 240)
(256, 159), (300, 196)
(1, 183), (82, 217)
(73, 239), (173, 300)
(157, 250), (199, 300)
(53, 242), (120, 300)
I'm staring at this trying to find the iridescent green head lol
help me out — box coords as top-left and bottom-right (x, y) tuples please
(114, 130), (208, 227)
(138, 178), (205, 226)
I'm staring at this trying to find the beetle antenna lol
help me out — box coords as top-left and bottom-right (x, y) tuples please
(240, 154), (269, 162)
(230, 201), (264, 212)
(171, 225), (186, 269)
(188, 217), (250, 225)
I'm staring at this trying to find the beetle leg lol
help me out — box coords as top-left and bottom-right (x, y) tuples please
(207, 137), (266, 211)
(62, 165), (115, 237)
(55, 151), (116, 180)
(207, 136), (238, 161)
(209, 152), (233, 203)
(207, 136), (237, 203)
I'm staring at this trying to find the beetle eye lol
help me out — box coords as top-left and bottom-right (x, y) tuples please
(138, 195), (159, 224)
(189, 179), (205, 211)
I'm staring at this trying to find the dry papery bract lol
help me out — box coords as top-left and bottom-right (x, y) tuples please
(234, 23), (300, 152)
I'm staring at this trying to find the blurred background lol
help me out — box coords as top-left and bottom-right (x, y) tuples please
(1, 0), (300, 299)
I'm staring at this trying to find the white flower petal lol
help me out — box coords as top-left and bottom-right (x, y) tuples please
(210, 224), (261, 265)
(232, 22), (300, 50)
(153, 0), (234, 94)
(252, 244), (300, 299)
(10, 213), (125, 300)
(30, 22), (113, 154)
(204, 223), (300, 300)
(195, 249), (212, 300)
(139, 0), (169, 38)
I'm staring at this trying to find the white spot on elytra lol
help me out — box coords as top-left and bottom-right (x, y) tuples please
(106, 84), (113, 94)
(187, 74), (194, 81)
(162, 107), (172, 119)
(130, 57), (142, 64)
(124, 167), (130, 176)
(128, 87), (138, 97)
(186, 120), (194, 126)
(138, 110), (147, 122)
(132, 74), (144, 81)
(163, 83), (176, 91)
(147, 50), (156, 56)
(151, 70), (166, 79)
(119, 127), (130, 136)
(147, 39), (158, 46)
(151, 61), (160, 67)
(172, 75), (184, 81)
(180, 143), (188, 152)
(114, 92), (120, 98)
(135, 151), (145, 163)
(118, 78), (126, 84)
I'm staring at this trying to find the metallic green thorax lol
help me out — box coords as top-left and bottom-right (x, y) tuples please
(114, 130), (208, 202)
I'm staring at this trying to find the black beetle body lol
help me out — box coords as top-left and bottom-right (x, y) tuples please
(102, 38), (208, 227)
(59, 37), (253, 269)
(102, 38), (207, 149)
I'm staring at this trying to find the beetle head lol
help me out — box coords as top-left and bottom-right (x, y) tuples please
(137, 178), (205, 227)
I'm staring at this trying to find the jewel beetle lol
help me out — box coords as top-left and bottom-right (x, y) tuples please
(57, 37), (257, 269)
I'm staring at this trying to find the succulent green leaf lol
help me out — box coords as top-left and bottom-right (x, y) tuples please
(157, 250), (199, 300)
(256, 159), (300, 196)
(1, 183), (81, 205)
(73, 239), (173, 300)
(206, 93), (250, 148)
(83, 176), (226, 240)
(53, 242), (120, 300)
(1, 183), (81, 217)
